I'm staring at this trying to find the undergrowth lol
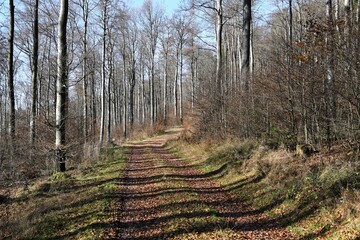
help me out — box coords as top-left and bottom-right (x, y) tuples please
(170, 138), (360, 240)
(0, 147), (125, 239)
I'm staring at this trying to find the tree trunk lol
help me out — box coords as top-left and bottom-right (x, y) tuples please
(150, 54), (155, 126)
(357, 0), (360, 24)
(214, 0), (223, 132)
(326, 0), (336, 143)
(141, 56), (145, 124)
(30, 0), (39, 146)
(215, 0), (223, 88)
(288, 0), (296, 136)
(241, 0), (252, 137)
(344, 0), (351, 40)
(8, 0), (15, 140)
(335, 0), (340, 34)
(99, 1), (107, 146)
(241, 0), (251, 91)
(91, 52), (97, 135)
(174, 44), (179, 120)
(107, 40), (113, 145)
(55, 0), (69, 172)
(163, 51), (168, 125)
(81, 0), (89, 142)
(122, 58), (127, 139)
(191, 53), (197, 113)
(129, 49), (136, 130)
(179, 43), (183, 124)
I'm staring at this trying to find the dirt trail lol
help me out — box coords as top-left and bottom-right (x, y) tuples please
(112, 129), (296, 239)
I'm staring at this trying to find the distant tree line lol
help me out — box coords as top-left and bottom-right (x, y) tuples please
(0, 0), (359, 179)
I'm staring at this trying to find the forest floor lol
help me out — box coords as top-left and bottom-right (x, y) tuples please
(0, 128), (358, 239)
(106, 128), (295, 239)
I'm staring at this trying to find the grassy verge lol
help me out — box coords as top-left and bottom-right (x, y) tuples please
(0, 147), (125, 239)
(169, 139), (359, 240)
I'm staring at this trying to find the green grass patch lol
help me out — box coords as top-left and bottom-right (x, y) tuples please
(169, 138), (360, 240)
(0, 147), (125, 239)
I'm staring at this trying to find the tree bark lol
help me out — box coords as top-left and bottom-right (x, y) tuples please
(81, 0), (89, 142)
(161, 34), (170, 125)
(163, 51), (168, 124)
(326, 0), (336, 143)
(241, 0), (251, 91)
(215, 0), (223, 132)
(150, 56), (155, 125)
(215, 0), (223, 88)
(174, 44), (179, 120)
(55, 0), (69, 172)
(357, 0), (360, 24)
(179, 43), (183, 124)
(288, 0), (296, 136)
(122, 56), (127, 139)
(99, 1), (107, 146)
(30, 0), (39, 146)
(8, 0), (15, 140)
(129, 45), (136, 130)
(91, 51), (97, 135)
(344, 0), (351, 40)
(107, 38), (113, 144)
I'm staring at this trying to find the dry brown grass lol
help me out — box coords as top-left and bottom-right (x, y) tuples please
(170, 135), (360, 240)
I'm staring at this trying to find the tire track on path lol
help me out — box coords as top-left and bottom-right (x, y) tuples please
(113, 129), (296, 239)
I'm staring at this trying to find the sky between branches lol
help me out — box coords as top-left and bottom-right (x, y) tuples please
(129, 0), (276, 20)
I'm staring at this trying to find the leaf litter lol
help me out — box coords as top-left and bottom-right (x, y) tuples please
(107, 131), (296, 239)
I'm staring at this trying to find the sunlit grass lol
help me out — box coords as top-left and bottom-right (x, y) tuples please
(170, 139), (360, 240)
(0, 147), (125, 239)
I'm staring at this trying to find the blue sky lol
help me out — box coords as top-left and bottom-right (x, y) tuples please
(128, 0), (182, 15)
(128, 0), (276, 19)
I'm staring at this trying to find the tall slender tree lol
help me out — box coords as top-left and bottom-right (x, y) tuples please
(128, 20), (137, 130)
(55, 0), (69, 172)
(99, 0), (108, 146)
(8, 0), (15, 140)
(140, 0), (163, 125)
(172, 13), (191, 124)
(160, 25), (172, 124)
(215, 0), (223, 89)
(80, 0), (89, 142)
(357, 0), (360, 23)
(241, 0), (251, 91)
(326, 0), (335, 143)
(107, 34), (113, 144)
(30, 0), (39, 146)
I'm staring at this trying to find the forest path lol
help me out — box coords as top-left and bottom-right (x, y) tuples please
(111, 128), (296, 239)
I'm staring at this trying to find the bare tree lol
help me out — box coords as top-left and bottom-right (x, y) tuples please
(215, 0), (223, 89)
(172, 12), (191, 124)
(241, 0), (251, 90)
(174, 38), (179, 119)
(127, 19), (138, 130)
(140, 0), (163, 126)
(79, 0), (89, 142)
(357, 0), (360, 24)
(55, 0), (69, 172)
(99, 0), (108, 146)
(8, 0), (15, 140)
(30, 0), (39, 147)
(326, 0), (335, 143)
(107, 30), (113, 144)
(160, 23), (172, 124)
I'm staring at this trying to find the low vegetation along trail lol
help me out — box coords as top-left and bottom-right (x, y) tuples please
(108, 129), (296, 240)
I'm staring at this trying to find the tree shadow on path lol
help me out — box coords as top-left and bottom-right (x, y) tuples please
(113, 142), (296, 240)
